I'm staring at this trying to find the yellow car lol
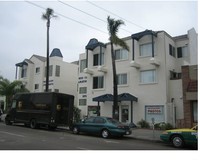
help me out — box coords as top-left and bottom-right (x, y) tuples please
(160, 125), (198, 148)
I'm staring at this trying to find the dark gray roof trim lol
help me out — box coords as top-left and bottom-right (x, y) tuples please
(93, 93), (138, 102)
(93, 94), (113, 102)
(118, 93), (138, 102)
(15, 61), (28, 67)
(131, 30), (157, 41)
(86, 38), (106, 50)
(50, 48), (63, 58)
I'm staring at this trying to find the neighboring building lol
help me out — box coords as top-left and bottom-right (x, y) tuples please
(78, 28), (198, 127)
(15, 48), (78, 105)
(181, 65), (198, 128)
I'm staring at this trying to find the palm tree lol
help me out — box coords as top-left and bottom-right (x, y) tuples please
(0, 78), (29, 111)
(42, 8), (57, 92)
(107, 16), (129, 120)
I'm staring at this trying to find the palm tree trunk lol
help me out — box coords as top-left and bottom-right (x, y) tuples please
(111, 42), (118, 120)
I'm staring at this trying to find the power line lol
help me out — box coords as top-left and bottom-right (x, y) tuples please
(87, 0), (146, 30)
(58, 0), (133, 34)
(25, 1), (108, 35)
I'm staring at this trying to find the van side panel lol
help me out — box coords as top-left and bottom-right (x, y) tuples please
(7, 92), (74, 128)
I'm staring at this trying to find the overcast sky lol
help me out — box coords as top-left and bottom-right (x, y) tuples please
(0, 0), (198, 81)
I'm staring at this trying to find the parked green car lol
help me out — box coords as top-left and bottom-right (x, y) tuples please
(71, 116), (132, 138)
(160, 125), (198, 148)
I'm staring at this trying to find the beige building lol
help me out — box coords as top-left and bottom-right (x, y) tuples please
(15, 48), (78, 105)
(78, 28), (198, 127)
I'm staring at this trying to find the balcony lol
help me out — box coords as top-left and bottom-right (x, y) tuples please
(84, 68), (94, 75)
(97, 66), (107, 73)
(149, 58), (160, 66)
(130, 61), (140, 69)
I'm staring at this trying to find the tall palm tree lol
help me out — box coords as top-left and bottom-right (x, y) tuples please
(107, 16), (129, 120)
(42, 8), (57, 92)
(0, 78), (29, 111)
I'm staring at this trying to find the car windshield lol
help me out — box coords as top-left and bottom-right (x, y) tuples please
(107, 118), (121, 125)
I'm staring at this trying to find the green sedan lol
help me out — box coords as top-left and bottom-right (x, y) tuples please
(160, 125), (198, 148)
(71, 116), (132, 138)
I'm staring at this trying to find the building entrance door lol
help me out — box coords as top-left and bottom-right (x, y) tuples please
(121, 105), (129, 123)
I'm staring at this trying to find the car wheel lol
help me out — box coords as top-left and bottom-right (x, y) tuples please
(171, 135), (184, 148)
(101, 129), (110, 138)
(5, 116), (12, 125)
(30, 119), (37, 129)
(72, 126), (79, 134)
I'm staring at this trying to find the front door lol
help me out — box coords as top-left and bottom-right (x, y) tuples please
(121, 105), (129, 123)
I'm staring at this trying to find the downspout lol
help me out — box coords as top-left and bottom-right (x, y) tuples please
(151, 33), (154, 57)
(86, 49), (88, 68)
(100, 45), (102, 65)
(132, 38), (135, 60)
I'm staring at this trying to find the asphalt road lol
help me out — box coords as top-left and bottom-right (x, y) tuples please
(0, 123), (192, 150)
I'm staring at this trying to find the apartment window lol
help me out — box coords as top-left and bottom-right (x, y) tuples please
(192, 101), (197, 123)
(93, 76), (104, 89)
(79, 99), (87, 106)
(45, 65), (53, 77)
(80, 59), (87, 73)
(177, 46), (188, 58)
(170, 71), (181, 80)
(93, 53), (104, 66)
(115, 49), (128, 60)
(169, 44), (176, 57)
(79, 87), (87, 94)
(34, 84), (39, 90)
(140, 43), (152, 57)
(21, 66), (27, 78)
(117, 73), (127, 85)
(35, 67), (40, 74)
(55, 65), (60, 77)
(140, 70), (156, 84)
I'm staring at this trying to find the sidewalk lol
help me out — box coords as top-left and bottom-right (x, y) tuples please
(129, 128), (163, 141)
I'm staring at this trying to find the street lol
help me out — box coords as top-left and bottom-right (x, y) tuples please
(0, 123), (194, 150)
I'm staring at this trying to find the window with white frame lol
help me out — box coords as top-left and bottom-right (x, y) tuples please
(80, 59), (87, 73)
(140, 43), (153, 57)
(177, 46), (188, 58)
(115, 49), (128, 60)
(79, 99), (87, 106)
(21, 66), (27, 78)
(93, 76), (104, 89)
(34, 84), (39, 90)
(55, 65), (60, 77)
(140, 70), (156, 84)
(45, 65), (53, 77)
(117, 73), (127, 85)
(169, 44), (175, 57)
(93, 53), (104, 66)
(79, 87), (87, 94)
(35, 67), (40, 74)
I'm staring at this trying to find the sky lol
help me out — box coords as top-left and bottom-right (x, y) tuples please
(0, 0), (198, 81)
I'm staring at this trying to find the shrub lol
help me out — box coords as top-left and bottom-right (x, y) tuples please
(73, 106), (81, 123)
(154, 122), (173, 130)
(137, 119), (150, 128)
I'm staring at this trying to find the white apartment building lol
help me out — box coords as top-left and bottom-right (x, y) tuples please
(15, 48), (78, 105)
(78, 28), (198, 127)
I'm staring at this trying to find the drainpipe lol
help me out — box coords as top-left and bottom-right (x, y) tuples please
(100, 45), (102, 65)
(86, 49), (88, 68)
(151, 33), (154, 57)
(132, 38), (135, 61)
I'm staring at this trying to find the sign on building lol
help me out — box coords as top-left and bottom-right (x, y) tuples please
(145, 105), (164, 123)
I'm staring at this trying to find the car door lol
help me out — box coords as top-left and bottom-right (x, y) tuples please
(80, 117), (95, 133)
(93, 117), (106, 134)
